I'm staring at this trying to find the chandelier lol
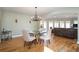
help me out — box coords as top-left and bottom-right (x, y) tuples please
(31, 7), (42, 21)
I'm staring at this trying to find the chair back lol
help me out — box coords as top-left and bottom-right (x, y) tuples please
(22, 30), (35, 42)
(22, 30), (29, 41)
(47, 29), (52, 39)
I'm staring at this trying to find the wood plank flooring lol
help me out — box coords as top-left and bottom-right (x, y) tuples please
(0, 35), (79, 52)
(0, 37), (44, 52)
(48, 35), (78, 52)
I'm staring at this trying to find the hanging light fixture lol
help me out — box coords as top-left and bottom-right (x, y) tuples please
(31, 7), (42, 21)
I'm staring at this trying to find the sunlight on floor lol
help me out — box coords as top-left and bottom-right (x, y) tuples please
(44, 46), (54, 52)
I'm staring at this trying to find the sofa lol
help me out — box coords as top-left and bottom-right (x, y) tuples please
(52, 28), (77, 39)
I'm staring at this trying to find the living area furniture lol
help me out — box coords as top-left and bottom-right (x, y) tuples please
(22, 30), (44, 49)
(0, 31), (12, 43)
(40, 35), (50, 46)
(52, 28), (77, 39)
(40, 31), (51, 46)
(22, 30), (36, 49)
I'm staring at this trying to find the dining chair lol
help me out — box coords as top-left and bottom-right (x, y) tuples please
(22, 30), (35, 49)
(40, 29), (52, 46)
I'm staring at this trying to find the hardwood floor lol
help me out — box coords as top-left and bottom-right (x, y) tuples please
(0, 35), (79, 52)
(48, 35), (78, 52)
(0, 37), (44, 52)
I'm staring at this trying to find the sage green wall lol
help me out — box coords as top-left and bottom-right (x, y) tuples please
(77, 16), (79, 44)
(1, 11), (40, 37)
(0, 10), (3, 32)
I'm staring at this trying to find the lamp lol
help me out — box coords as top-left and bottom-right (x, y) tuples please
(31, 7), (42, 21)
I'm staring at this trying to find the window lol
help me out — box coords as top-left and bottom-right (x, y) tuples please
(60, 21), (64, 28)
(66, 21), (70, 28)
(40, 21), (47, 29)
(40, 21), (43, 25)
(39, 21), (47, 32)
(49, 21), (53, 29)
(54, 21), (59, 28)
(44, 21), (47, 29)
(74, 20), (78, 24)
(40, 21), (44, 28)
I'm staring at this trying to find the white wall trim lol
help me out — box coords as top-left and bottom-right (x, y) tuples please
(12, 34), (22, 38)
(0, 34), (22, 42)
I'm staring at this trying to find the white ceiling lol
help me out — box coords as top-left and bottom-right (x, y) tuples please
(0, 7), (56, 16)
(0, 7), (79, 17)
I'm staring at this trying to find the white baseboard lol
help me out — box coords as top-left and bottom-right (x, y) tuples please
(0, 34), (22, 42)
(12, 34), (22, 38)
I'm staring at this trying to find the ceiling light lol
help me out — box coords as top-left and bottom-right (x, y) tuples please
(31, 7), (42, 21)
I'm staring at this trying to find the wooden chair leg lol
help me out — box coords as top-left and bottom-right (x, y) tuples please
(26, 42), (32, 49)
(24, 41), (26, 47)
